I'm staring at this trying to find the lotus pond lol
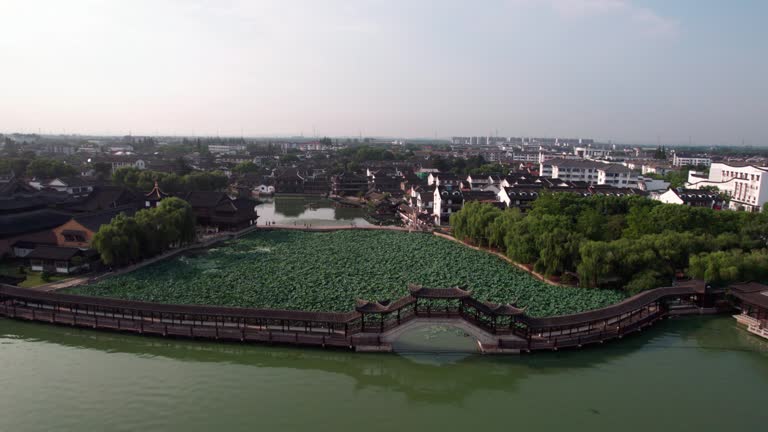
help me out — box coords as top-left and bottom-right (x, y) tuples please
(66, 230), (626, 317)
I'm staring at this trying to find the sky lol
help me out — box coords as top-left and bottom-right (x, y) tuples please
(0, 0), (766, 145)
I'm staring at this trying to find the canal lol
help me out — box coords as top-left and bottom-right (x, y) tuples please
(256, 196), (372, 226)
(1, 316), (766, 431)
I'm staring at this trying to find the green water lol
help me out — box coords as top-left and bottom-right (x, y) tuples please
(1, 316), (767, 432)
(257, 196), (372, 226)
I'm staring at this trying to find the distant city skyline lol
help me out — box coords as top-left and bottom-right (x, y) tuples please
(1, 0), (766, 146)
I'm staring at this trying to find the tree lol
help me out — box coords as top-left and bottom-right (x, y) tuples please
(280, 154), (300, 164)
(0, 158), (31, 177)
(26, 158), (78, 178)
(689, 249), (768, 286)
(114, 168), (227, 193)
(92, 213), (142, 266)
(93, 199), (195, 267)
(577, 241), (618, 288)
(157, 197), (196, 245)
(174, 157), (192, 175)
(3, 140), (20, 157)
(234, 161), (260, 174)
(487, 208), (524, 250)
(92, 162), (112, 179)
(453, 190), (768, 293)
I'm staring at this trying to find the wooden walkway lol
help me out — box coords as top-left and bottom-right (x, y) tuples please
(0, 280), (719, 354)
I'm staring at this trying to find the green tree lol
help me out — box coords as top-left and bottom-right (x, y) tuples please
(92, 213), (142, 266)
(91, 162), (112, 178)
(26, 158), (78, 178)
(234, 161), (260, 174)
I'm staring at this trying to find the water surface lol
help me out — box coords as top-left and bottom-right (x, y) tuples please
(256, 196), (371, 226)
(1, 316), (766, 432)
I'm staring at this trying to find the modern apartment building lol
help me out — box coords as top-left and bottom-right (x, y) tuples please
(673, 153), (711, 167)
(540, 159), (638, 187)
(687, 162), (768, 212)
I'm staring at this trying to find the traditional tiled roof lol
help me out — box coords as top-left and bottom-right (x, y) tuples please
(730, 282), (768, 309)
(70, 206), (137, 232)
(598, 164), (632, 174)
(0, 209), (73, 238)
(463, 191), (498, 202)
(178, 191), (230, 208)
(145, 181), (168, 200)
(64, 186), (138, 212)
(26, 245), (93, 260)
(673, 189), (718, 204)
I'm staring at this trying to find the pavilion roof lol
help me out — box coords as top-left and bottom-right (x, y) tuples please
(730, 282), (768, 309)
(145, 181), (169, 200)
(355, 296), (415, 314)
(463, 297), (525, 316)
(355, 299), (392, 313)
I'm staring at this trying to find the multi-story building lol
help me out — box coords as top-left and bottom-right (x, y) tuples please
(673, 153), (711, 167)
(433, 186), (463, 225)
(427, 172), (462, 187)
(687, 162), (768, 212)
(546, 159), (602, 183)
(574, 146), (610, 159)
(98, 156), (147, 173)
(597, 164), (637, 187)
(331, 172), (369, 196)
(542, 159), (638, 187)
(512, 152), (540, 163)
(642, 163), (675, 176)
(636, 177), (670, 192)
(209, 144), (246, 154)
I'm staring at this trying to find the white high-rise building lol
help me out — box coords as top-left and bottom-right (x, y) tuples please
(687, 162), (768, 212)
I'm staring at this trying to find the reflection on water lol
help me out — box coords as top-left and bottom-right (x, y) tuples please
(1, 317), (767, 431)
(392, 325), (477, 365)
(257, 196), (371, 226)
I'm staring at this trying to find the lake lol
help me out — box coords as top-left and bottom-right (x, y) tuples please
(1, 316), (766, 432)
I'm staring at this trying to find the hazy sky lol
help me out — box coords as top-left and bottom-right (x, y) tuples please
(1, 0), (766, 145)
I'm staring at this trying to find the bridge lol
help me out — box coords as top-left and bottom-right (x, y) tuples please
(355, 316), (527, 354)
(0, 279), (719, 354)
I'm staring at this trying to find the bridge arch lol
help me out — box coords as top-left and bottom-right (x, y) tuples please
(381, 317), (501, 348)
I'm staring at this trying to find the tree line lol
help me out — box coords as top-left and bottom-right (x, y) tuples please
(113, 167), (228, 193)
(92, 198), (196, 267)
(450, 194), (768, 293)
(0, 157), (78, 178)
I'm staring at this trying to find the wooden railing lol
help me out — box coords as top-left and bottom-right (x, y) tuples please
(0, 280), (714, 353)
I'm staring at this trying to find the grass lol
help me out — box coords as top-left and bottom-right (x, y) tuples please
(0, 262), (68, 288)
(18, 272), (68, 288)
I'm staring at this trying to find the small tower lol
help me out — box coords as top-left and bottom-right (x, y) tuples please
(144, 181), (169, 208)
